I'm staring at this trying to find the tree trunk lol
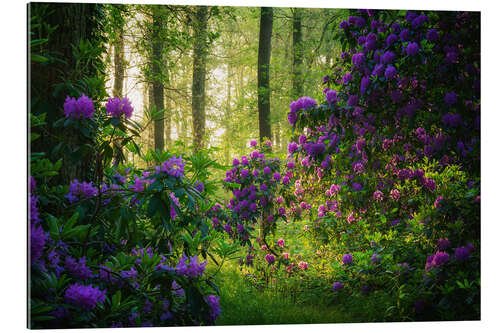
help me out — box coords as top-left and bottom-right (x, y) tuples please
(148, 82), (155, 152)
(113, 28), (125, 98)
(224, 62), (232, 164)
(152, 8), (164, 152)
(29, 3), (105, 184)
(191, 6), (208, 151)
(292, 8), (303, 99)
(257, 7), (273, 143)
(164, 83), (171, 148)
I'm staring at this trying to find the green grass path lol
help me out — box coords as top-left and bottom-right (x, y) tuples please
(212, 266), (389, 326)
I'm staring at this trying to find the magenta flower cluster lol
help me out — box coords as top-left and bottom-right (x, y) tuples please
(105, 96), (134, 119)
(63, 94), (95, 119)
(64, 283), (106, 310)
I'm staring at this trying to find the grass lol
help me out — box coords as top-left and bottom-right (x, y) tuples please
(211, 264), (393, 326)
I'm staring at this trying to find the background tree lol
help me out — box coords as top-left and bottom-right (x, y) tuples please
(291, 7), (303, 99)
(257, 7), (273, 143)
(29, 2), (107, 183)
(191, 6), (209, 151)
(152, 6), (165, 151)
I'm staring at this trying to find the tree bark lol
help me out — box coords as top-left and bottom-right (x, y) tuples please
(292, 8), (303, 99)
(164, 83), (172, 148)
(191, 6), (208, 152)
(257, 7), (273, 143)
(152, 8), (164, 152)
(29, 3), (105, 184)
(148, 82), (155, 151)
(112, 24), (125, 98)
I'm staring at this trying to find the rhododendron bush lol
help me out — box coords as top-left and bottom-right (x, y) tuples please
(282, 9), (480, 320)
(29, 97), (223, 328)
(29, 7), (480, 327)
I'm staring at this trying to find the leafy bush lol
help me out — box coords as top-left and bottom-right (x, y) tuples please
(29, 96), (223, 328)
(281, 9), (480, 320)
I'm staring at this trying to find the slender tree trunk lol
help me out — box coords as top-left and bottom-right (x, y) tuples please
(152, 8), (164, 152)
(148, 82), (155, 151)
(113, 24), (125, 98)
(191, 6), (208, 151)
(112, 21), (127, 163)
(292, 8), (303, 99)
(164, 85), (172, 148)
(224, 63), (232, 164)
(257, 7), (273, 142)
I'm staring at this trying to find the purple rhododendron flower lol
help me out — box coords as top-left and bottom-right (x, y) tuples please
(64, 283), (106, 310)
(381, 51), (395, 64)
(31, 222), (48, 263)
(287, 111), (298, 126)
(427, 28), (439, 42)
(64, 256), (94, 280)
(240, 169), (249, 178)
(343, 73), (352, 84)
(290, 96), (317, 113)
(437, 238), (451, 251)
(455, 246), (471, 260)
(347, 94), (359, 106)
(423, 177), (436, 191)
(442, 113), (462, 127)
(355, 16), (366, 28)
(352, 52), (365, 67)
(30, 195), (41, 224)
(446, 52), (458, 64)
(121, 266), (138, 279)
(333, 281), (343, 291)
(175, 254), (207, 278)
(360, 76), (371, 94)
(444, 92), (458, 106)
(372, 63), (385, 77)
(342, 253), (353, 265)
(326, 89), (338, 104)
(373, 190), (384, 202)
(265, 253), (275, 264)
(205, 295), (222, 322)
(400, 29), (411, 42)
(390, 189), (400, 201)
(63, 94), (95, 119)
(352, 182), (362, 191)
(385, 65), (397, 80)
(288, 142), (298, 154)
(406, 42), (420, 56)
(386, 33), (398, 46)
(304, 142), (326, 157)
(273, 172), (281, 182)
(425, 251), (450, 270)
(160, 155), (185, 178)
(105, 96), (133, 118)
(250, 139), (258, 147)
(65, 179), (98, 202)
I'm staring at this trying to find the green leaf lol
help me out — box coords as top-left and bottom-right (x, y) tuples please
(31, 54), (49, 63)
